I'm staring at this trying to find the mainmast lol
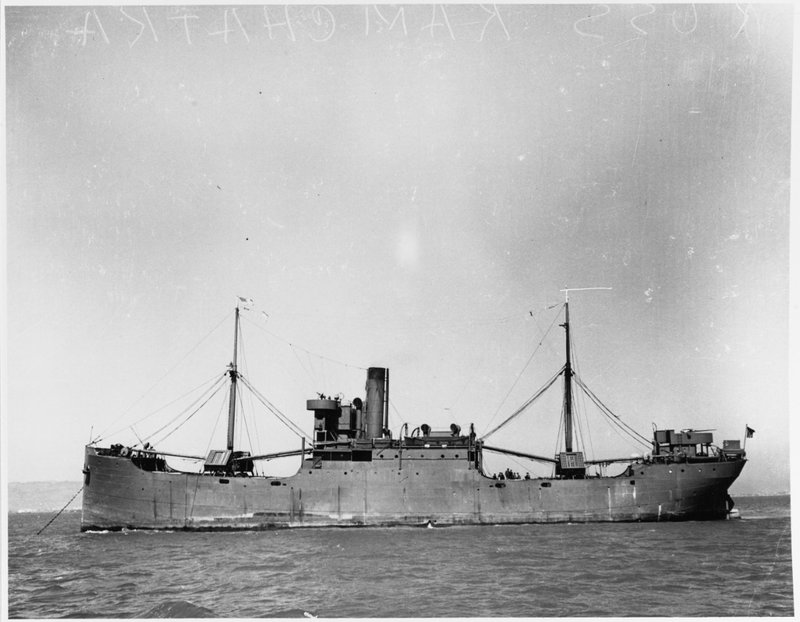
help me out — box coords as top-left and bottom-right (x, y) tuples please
(226, 306), (240, 451)
(561, 297), (574, 453)
(559, 287), (611, 455)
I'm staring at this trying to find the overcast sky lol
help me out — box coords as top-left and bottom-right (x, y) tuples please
(5, 3), (793, 495)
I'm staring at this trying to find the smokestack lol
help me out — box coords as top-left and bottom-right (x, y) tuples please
(365, 367), (386, 439)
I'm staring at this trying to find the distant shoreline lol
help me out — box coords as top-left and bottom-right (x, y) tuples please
(7, 481), (84, 514)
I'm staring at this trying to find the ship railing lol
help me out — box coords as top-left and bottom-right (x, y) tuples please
(645, 450), (735, 465)
(100, 445), (206, 462)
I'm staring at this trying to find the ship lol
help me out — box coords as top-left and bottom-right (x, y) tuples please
(81, 292), (748, 530)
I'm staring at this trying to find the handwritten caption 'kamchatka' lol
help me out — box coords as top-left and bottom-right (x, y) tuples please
(64, 4), (763, 49)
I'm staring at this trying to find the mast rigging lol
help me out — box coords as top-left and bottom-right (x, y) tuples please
(558, 287), (611, 455)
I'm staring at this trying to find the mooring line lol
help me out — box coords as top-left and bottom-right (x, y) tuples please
(36, 486), (83, 535)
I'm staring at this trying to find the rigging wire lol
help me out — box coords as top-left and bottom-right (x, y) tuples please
(93, 310), (234, 441)
(388, 399), (407, 430)
(202, 387), (229, 460)
(236, 383), (256, 460)
(485, 452), (533, 479)
(149, 375), (230, 447)
(592, 400), (645, 453)
(36, 485), (84, 535)
(291, 346), (316, 389)
(141, 373), (228, 445)
(574, 374), (651, 446)
(573, 375), (652, 448)
(238, 376), (312, 442)
(575, 387), (594, 459)
(567, 319), (596, 460)
(479, 365), (565, 441)
(440, 305), (549, 420)
(554, 404), (565, 458)
(480, 305), (564, 437)
(528, 302), (565, 359)
(572, 397), (588, 456)
(100, 373), (228, 442)
(237, 329), (262, 459)
(249, 305), (538, 331)
(241, 314), (368, 371)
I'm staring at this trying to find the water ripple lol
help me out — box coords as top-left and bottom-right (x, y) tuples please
(7, 497), (793, 618)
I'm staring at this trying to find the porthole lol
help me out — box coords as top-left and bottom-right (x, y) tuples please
(540, 482), (551, 488)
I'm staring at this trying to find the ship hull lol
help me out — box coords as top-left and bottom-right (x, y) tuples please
(81, 446), (746, 531)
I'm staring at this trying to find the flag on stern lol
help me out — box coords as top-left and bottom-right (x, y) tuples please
(746, 426), (755, 438)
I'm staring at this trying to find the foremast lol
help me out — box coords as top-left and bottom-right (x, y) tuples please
(561, 296), (574, 453)
(203, 302), (254, 475)
(226, 306), (240, 451)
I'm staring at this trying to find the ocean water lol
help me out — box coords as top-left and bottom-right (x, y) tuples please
(7, 496), (793, 618)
